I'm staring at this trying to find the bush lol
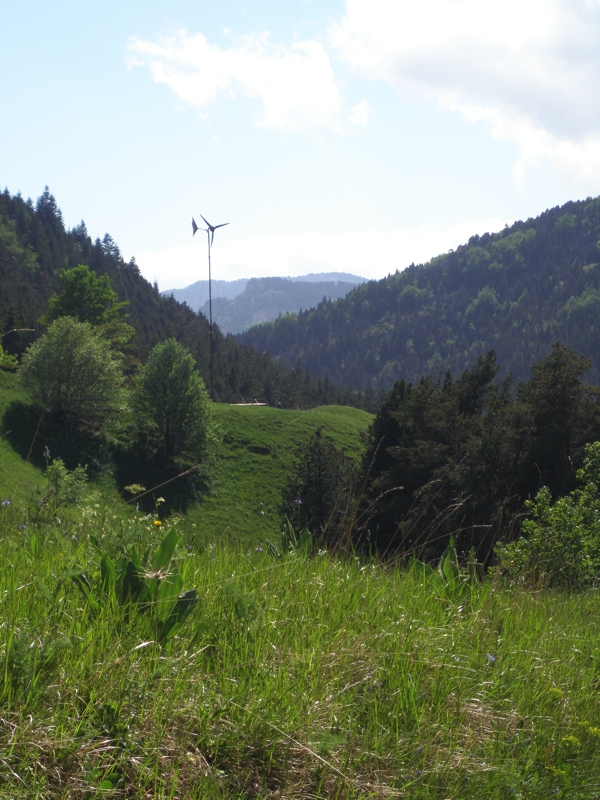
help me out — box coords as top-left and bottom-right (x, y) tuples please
(496, 441), (600, 588)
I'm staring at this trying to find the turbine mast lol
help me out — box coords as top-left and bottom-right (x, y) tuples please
(192, 215), (229, 400)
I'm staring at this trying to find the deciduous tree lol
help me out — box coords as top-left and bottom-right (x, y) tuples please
(133, 339), (220, 468)
(20, 316), (124, 428)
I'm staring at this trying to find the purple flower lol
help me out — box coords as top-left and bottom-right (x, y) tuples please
(19, 524), (26, 531)
(487, 654), (497, 663)
(43, 446), (51, 459)
(1, 499), (10, 507)
(294, 495), (302, 506)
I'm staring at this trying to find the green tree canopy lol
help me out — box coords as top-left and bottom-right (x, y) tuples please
(41, 264), (128, 327)
(280, 427), (355, 545)
(20, 316), (124, 428)
(133, 338), (220, 468)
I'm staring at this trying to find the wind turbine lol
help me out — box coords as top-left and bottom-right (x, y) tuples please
(192, 214), (229, 400)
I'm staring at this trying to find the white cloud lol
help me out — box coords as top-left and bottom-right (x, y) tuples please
(127, 30), (343, 130)
(349, 99), (374, 126)
(331, 0), (600, 186)
(135, 217), (508, 290)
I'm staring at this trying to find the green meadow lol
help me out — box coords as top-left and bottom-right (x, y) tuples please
(194, 403), (371, 545)
(2, 370), (600, 798)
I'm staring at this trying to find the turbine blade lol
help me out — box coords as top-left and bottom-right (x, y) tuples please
(211, 229), (215, 246)
(192, 217), (199, 236)
(200, 214), (212, 229)
(214, 223), (229, 230)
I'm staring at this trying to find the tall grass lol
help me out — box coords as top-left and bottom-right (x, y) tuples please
(2, 496), (600, 798)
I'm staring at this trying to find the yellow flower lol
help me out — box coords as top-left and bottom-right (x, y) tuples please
(588, 726), (600, 738)
(154, 520), (162, 526)
(548, 687), (563, 698)
(561, 735), (581, 747)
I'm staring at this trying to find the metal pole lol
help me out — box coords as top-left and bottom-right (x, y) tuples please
(207, 229), (214, 400)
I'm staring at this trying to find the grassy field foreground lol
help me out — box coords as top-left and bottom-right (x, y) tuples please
(2, 502), (600, 798)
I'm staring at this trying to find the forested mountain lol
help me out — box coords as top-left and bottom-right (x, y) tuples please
(240, 197), (600, 389)
(165, 273), (365, 334)
(165, 278), (249, 307)
(0, 188), (368, 408)
(197, 276), (363, 334)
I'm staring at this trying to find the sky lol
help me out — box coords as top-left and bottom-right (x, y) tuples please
(2, 0), (600, 289)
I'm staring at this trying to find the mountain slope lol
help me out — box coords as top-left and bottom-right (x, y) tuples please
(240, 197), (600, 388)
(0, 188), (367, 408)
(198, 276), (364, 334)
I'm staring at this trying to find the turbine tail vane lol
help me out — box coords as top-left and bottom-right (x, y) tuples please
(192, 217), (199, 236)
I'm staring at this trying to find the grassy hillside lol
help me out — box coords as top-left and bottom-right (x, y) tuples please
(0, 369), (44, 501)
(0, 370), (373, 543)
(183, 403), (372, 544)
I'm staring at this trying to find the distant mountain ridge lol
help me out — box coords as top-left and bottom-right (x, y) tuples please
(239, 197), (600, 389)
(164, 272), (366, 334)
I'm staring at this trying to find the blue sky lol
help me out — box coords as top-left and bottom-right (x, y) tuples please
(2, 0), (599, 288)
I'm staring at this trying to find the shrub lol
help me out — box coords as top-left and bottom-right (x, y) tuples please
(496, 441), (600, 588)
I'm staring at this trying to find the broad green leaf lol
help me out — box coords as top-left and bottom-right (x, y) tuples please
(70, 572), (99, 610)
(440, 537), (460, 587)
(151, 529), (177, 571)
(408, 557), (436, 581)
(159, 589), (198, 642)
(156, 572), (183, 623)
(100, 555), (117, 598)
(296, 528), (311, 555)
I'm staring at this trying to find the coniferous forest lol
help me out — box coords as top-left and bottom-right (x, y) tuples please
(240, 196), (600, 389)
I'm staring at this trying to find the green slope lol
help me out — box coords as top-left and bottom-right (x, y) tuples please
(174, 403), (373, 544)
(0, 370), (42, 501)
(240, 196), (600, 388)
(0, 369), (373, 539)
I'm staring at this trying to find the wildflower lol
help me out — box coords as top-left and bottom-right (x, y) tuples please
(548, 687), (564, 698)
(43, 446), (51, 459)
(19, 524), (26, 531)
(260, 511), (264, 517)
(294, 495), (302, 505)
(561, 734), (581, 747)
(1, 499), (10, 507)
(588, 726), (600, 738)
(486, 653), (496, 663)
(154, 520), (162, 526)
